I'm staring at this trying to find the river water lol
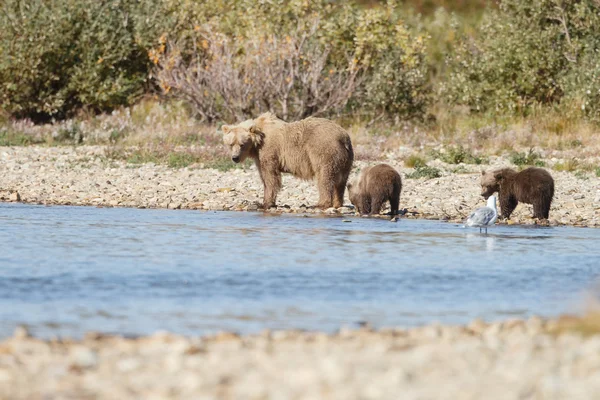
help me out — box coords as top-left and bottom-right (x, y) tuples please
(1, 203), (599, 338)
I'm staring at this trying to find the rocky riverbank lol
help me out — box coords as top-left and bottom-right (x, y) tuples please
(1, 317), (599, 400)
(1, 145), (599, 227)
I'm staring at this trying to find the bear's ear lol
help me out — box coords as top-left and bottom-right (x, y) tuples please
(493, 170), (504, 181)
(248, 125), (265, 146)
(221, 125), (231, 134)
(481, 170), (486, 176)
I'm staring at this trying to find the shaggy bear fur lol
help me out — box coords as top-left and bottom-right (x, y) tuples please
(480, 167), (554, 219)
(222, 112), (354, 209)
(347, 164), (402, 217)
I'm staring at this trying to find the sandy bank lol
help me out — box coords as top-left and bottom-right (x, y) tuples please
(1, 317), (599, 400)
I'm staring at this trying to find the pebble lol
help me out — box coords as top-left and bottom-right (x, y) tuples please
(69, 346), (98, 369)
(8, 192), (20, 202)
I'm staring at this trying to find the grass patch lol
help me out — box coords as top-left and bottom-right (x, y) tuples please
(549, 312), (600, 337)
(205, 158), (252, 172)
(451, 165), (470, 174)
(103, 143), (250, 171)
(574, 170), (589, 180)
(509, 148), (545, 167)
(405, 164), (442, 179)
(552, 158), (579, 172)
(0, 130), (33, 146)
(404, 154), (428, 168)
(167, 153), (197, 168)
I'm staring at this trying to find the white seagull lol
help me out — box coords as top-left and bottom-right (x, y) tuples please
(465, 195), (498, 234)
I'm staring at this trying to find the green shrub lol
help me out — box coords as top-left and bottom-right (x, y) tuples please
(0, 0), (173, 121)
(405, 164), (442, 179)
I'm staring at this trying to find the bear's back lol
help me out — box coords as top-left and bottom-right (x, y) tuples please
(512, 167), (554, 202)
(362, 164), (402, 194)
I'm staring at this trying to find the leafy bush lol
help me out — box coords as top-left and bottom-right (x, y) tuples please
(444, 0), (600, 119)
(153, 0), (429, 122)
(0, 0), (172, 121)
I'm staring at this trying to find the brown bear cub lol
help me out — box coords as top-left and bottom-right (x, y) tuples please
(480, 167), (554, 219)
(222, 112), (354, 209)
(347, 164), (402, 218)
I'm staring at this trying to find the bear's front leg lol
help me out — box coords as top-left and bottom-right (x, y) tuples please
(261, 168), (282, 209)
(500, 193), (518, 219)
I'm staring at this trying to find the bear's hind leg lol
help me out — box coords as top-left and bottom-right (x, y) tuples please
(333, 166), (351, 209)
(333, 182), (346, 209)
(533, 200), (550, 219)
(369, 196), (385, 216)
(316, 170), (336, 209)
(389, 194), (399, 216)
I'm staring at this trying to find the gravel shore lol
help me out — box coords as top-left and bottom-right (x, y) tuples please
(1, 145), (598, 226)
(1, 318), (599, 400)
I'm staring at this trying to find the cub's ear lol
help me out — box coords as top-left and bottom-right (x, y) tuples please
(249, 125), (257, 134)
(493, 171), (504, 181)
(221, 125), (231, 134)
(481, 170), (486, 176)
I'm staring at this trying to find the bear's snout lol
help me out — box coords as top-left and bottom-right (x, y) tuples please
(232, 156), (240, 163)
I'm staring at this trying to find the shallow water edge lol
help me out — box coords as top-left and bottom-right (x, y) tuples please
(2, 203), (600, 339)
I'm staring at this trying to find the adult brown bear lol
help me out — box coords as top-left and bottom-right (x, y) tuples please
(222, 112), (354, 209)
(480, 167), (554, 219)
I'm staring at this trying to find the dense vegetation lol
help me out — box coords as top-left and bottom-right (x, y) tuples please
(1, 0), (599, 124)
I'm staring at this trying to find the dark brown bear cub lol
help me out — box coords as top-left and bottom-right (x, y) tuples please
(480, 167), (554, 219)
(347, 164), (402, 218)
